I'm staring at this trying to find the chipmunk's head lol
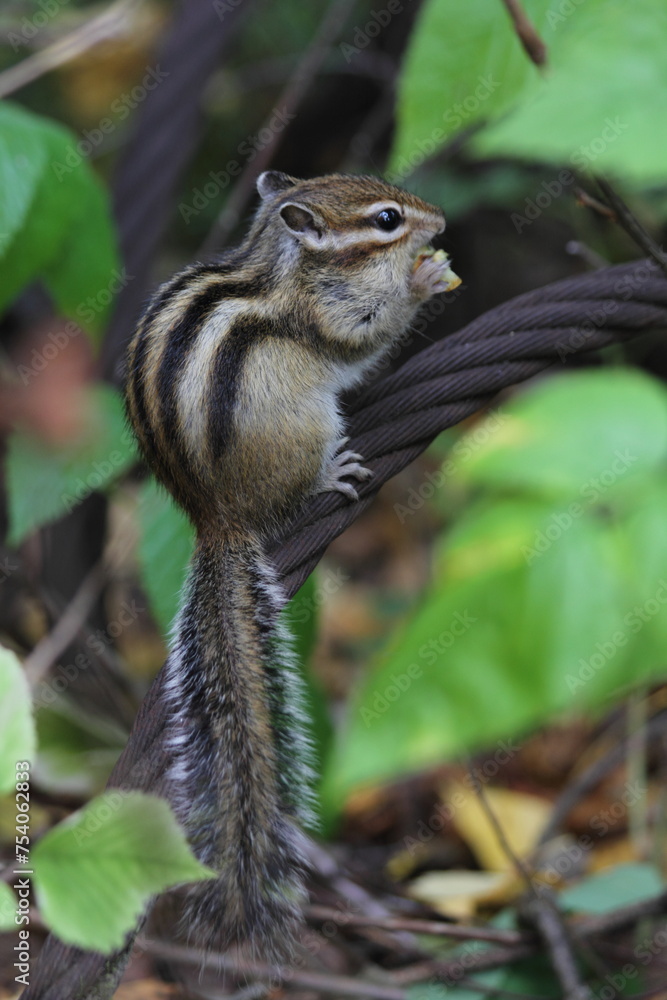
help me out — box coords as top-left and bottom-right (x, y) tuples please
(254, 170), (445, 280)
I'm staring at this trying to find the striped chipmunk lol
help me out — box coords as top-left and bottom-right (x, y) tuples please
(123, 171), (460, 956)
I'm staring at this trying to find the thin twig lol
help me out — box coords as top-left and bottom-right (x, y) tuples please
(467, 761), (537, 892)
(468, 764), (593, 1000)
(539, 711), (667, 845)
(520, 891), (594, 1000)
(565, 240), (610, 270)
(140, 936), (552, 1000)
(137, 937), (406, 1000)
(627, 691), (650, 859)
(306, 840), (418, 952)
(199, 0), (357, 253)
(306, 904), (526, 945)
(390, 942), (537, 985)
(499, 0), (547, 66)
(23, 561), (108, 687)
(575, 187), (617, 221)
(593, 939), (667, 969)
(596, 177), (667, 279)
(22, 508), (141, 690)
(0, 0), (141, 99)
(575, 890), (667, 938)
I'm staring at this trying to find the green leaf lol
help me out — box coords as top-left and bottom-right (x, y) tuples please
(560, 863), (664, 914)
(475, 0), (667, 186)
(0, 882), (17, 931)
(0, 104), (47, 251)
(138, 478), (195, 633)
(322, 371), (667, 809)
(390, 0), (553, 177)
(6, 384), (136, 545)
(0, 645), (35, 794)
(452, 370), (667, 499)
(0, 100), (119, 337)
(32, 791), (215, 953)
(391, 0), (667, 188)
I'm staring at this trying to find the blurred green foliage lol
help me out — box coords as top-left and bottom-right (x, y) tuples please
(0, 646), (34, 793)
(322, 371), (667, 809)
(0, 101), (119, 336)
(393, 0), (667, 187)
(6, 384), (136, 545)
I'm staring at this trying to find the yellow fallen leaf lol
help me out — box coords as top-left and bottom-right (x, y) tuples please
(446, 782), (551, 872)
(407, 869), (511, 920)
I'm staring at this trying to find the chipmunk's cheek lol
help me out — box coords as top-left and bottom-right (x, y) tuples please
(410, 247), (462, 299)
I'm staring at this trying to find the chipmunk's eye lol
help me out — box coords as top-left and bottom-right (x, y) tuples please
(375, 208), (402, 231)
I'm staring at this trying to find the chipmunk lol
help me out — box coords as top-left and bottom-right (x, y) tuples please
(123, 171), (459, 956)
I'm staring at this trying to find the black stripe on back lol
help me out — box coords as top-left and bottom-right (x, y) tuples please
(155, 272), (273, 453)
(141, 265), (219, 333)
(139, 247), (255, 333)
(125, 318), (158, 468)
(208, 315), (274, 462)
(127, 264), (235, 466)
(156, 282), (233, 455)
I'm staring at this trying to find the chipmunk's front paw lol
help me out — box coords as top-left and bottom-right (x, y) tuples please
(320, 437), (372, 501)
(411, 248), (461, 300)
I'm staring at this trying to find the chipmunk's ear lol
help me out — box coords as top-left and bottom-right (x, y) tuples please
(257, 171), (298, 200)
(278, 202), (323, 241)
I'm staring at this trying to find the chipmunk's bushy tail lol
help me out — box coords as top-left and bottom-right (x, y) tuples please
(165, 531), (313, 956)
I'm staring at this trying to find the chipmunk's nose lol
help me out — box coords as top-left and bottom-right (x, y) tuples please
(423, 211), (445, 235)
